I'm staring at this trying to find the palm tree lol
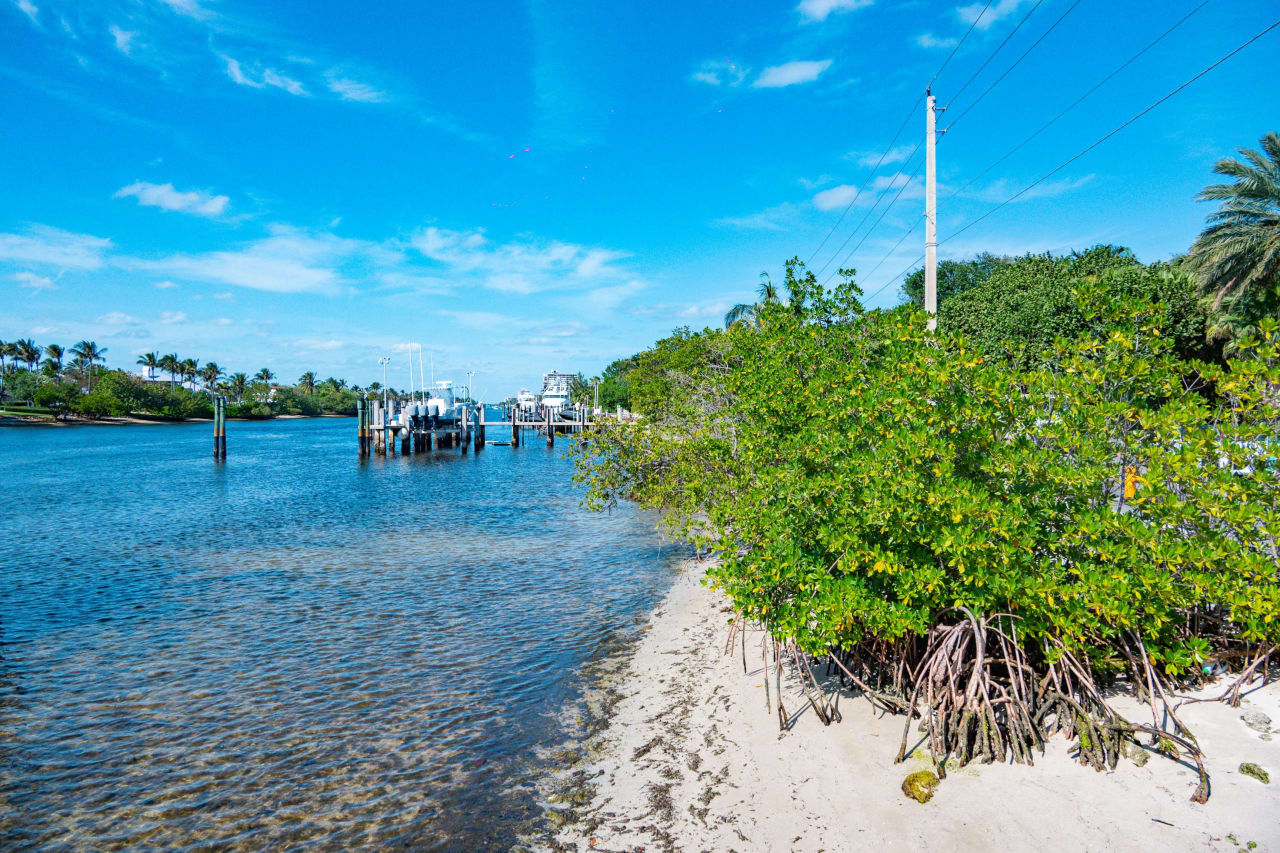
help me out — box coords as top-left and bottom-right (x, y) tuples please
(44, 344), (64, 372)
(137, 351), (160, 380)
(181, 358), (199, 388)
(199, 362), (224, 389)
(255, 367), (274, 384)
(724, 271), (780, 329)
(323, 376), (346, 391)
(158, 353), (180, 389)
(71, 340), (106, 390)
(298, 371), (316, 395)
(228, 372), (249, 405)
(14, 339), (41, 370)
(1187, 131), (1280, 344)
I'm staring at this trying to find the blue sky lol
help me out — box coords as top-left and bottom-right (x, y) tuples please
(2, 0), (1277, 393)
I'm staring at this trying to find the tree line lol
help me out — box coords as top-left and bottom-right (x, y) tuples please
(0, 342), (400, 421)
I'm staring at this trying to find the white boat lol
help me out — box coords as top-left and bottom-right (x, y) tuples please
(540, 371), (574, 412)
(516, 388), (538, 413)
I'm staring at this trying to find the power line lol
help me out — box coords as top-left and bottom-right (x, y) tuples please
(866, 12), (1273, 309)
(807, 0), (994, 269)
(814, 138), (924, 277)
(941, 16), (1280, 247)
(946, 0), (1045, 107)
(817, 143), (925, 280)
(928, 0), (996, 91)
(944, 0), (1085, 134)
(806, 95), (922, 266)
(862, 220), (921, 282)
(946, 0), (1212, 202)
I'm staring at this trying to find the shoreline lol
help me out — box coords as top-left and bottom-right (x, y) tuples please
(538, 559), (1279, 852)
(0, 412), (353, 427)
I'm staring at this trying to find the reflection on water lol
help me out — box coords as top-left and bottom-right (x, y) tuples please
(0, 416), (681, 850)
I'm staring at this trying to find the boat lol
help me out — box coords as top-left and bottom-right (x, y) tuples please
(516, 387), (538, 414)
(540, 371), (574, 413)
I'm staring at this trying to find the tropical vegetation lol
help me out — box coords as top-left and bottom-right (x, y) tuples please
(570, 135), (1280, 802)
(0, 341), (370, 422)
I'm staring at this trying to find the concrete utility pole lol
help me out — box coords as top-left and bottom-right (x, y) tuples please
(925, 90), (939, 332)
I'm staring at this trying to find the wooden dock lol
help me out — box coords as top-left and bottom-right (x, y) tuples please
(356, 399), (614, 457)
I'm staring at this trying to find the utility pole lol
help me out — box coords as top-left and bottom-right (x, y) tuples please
(925, 89), (940, 332)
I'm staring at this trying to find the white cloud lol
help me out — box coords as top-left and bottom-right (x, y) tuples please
(409, 227), (633, 295)
(797, 0), (874, 22)
(293, 338), (344, 350)
(753, 60), (833, 88)
(223, 55), (307, 96)
(12, 271), (57, 293)
(154, 280), (178, 289)
(690, 59), (748, 87)
(916, 33), (959, 49)
(326, 74), (388, 103)
(212, 291), (232, 300)
(678, 300), (732, 319)
(965, 174), (1094, 203)
(714, 203), (801, 231)
(849, 145), (915, 168)
(156, 0), (207, 18)
(161, 310), (187, 323)
(14, 0), (38, 25)
(109, 24), (135, 55)
(97, 311), (138, 325)
(958, 0), (1031, 31)
(811, 172), (921, 211)
(214, 317), (233, 326)
(114, 181), (230, 217)
(0, 225), (111, 269)
(799, 174), (835, 190)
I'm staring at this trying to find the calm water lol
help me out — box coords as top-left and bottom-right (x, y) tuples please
(0, 416), (682, 851)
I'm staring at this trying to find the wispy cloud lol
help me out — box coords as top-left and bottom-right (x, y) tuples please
(0, 225), (111, 269)
(97, 311), (139, 325)
(154, 280), (179, 289)
(848, 145), (915, 168)
(797, 0), (874, 23)
(958, 0), (1032, 31)
(14, 0), (38, 26)
(915, 33), (958, 49)
(690, 58), (748, 87)
(293, 338), (344, 351)
(223, 55), (307, 96)
(963, 174), (1094, 204)
(325, 73), (388, 103)
(12, 271), (57, 293)
(714, 203), (802, 231)
(109, 24), (136, 55)
(409, 227), (635, 295)
(155, 0), (209, 19)
(160, 310), (187, 323)
(753, 60), (833, 88)
(811, 172), (921, 211)
(137, 226), (366, 295)
(114, 181), (230, 217)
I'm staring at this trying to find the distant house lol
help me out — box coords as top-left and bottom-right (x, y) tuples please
(135, 369), (198, 391)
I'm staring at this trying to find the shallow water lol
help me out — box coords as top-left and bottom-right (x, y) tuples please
(0, 415), (682, 851)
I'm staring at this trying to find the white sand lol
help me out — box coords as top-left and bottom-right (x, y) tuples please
(540, 561), (1280, 852)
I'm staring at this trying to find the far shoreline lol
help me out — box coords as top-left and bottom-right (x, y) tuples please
(0, 412), (354, 427)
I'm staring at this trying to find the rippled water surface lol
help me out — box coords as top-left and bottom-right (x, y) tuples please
(0, 416), (681, 850)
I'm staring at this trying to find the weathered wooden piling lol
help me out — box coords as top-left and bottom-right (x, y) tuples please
(357, 398), (367, 457)
(212, 396), (223, 459)
(512, 416), (520, 447)
(546, 409), (554, 447)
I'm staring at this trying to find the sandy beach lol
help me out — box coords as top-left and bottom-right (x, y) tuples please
(539, 560), (1280, 852)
